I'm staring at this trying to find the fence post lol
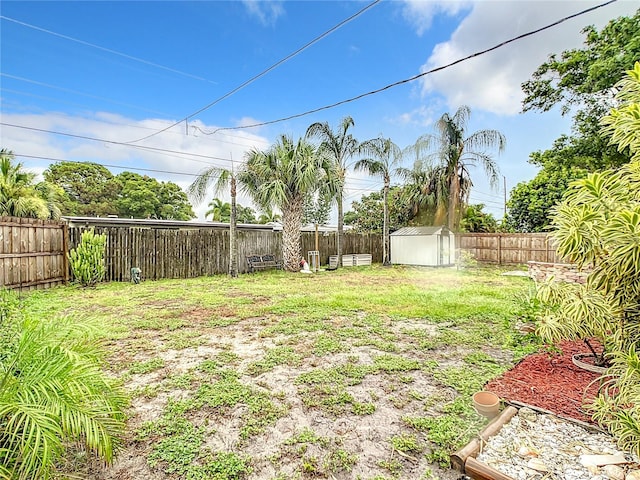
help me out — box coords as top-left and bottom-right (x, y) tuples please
(497, 234), (502, 265)
(62, 222), (70, 284)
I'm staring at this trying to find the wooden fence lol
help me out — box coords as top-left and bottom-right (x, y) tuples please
(0, 216), (68, 290)
(456, 233), (563, 265)
(66, 226), (384, 282)
(2, 215), (559, 290)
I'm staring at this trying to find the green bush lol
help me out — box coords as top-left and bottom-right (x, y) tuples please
(69, 229), (107, 286)
(533, 63), (640, 456)
(0, 290), (127, 479)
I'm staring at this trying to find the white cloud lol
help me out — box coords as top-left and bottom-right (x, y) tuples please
(401, 0), (471, 35)
(0, 111), (272, 219)
(417, 1), (639, 115)
(242, 0), (285, 27)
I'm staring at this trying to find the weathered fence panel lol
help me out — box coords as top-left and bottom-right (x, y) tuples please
(456, 233), (563, 265)
(0, 216), (68, 290)
(300, 232), (383, 264)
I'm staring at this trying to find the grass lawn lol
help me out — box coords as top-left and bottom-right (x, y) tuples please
(20, 265), (536, 480)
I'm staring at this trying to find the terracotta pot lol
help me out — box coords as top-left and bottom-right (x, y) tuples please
(472, 391), (501, 419)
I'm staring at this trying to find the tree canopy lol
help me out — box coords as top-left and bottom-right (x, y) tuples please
(522, 11), (640, 115)
(44, 161), (195, 220)
(507, 12), (639, 232)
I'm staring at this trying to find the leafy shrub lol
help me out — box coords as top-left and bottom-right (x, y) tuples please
(69, 228), (107, 286)
(0, 290), (127, 479)
(533, 63), (640, 456)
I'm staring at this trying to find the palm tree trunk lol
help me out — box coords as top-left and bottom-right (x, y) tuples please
(448, 174), (459, 231)
(337, 190), (343, 270)
(229, 177), (238, 278)
(282, 195), (303, 272)
(383, 179), (390, 265)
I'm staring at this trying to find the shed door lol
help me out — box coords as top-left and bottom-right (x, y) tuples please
(439, 233), (448, 265)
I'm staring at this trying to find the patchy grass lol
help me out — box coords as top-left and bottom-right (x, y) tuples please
(19, 265), (536, 479)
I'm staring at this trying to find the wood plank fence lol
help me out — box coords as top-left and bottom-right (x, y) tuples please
(456, 233), (563, 265)
(66, 227), (384, 282)
(0, 216), (68, 290)
(2, 214), (562, 290)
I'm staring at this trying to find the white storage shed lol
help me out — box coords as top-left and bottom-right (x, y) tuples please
(390, 226), (455, 267)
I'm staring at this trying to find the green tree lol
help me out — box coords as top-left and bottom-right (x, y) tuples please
(410, 106), (505, 231)
(459, 204), (498, 233)
(506, 161), (588, 232)
(241, 134), (336, 271)
(397, 157), (448, 226)
(114, 172), (194, 220)
(356, 136), (403, 265)
(302, 193), (331, 227)
(43, 161), (118, 216)
(188, 168), (240, 277)
(306, 116), (359, 268)
(205, 198), (231, 222)
(522, 11), (640, 115)
(0, 149), (60, 219)
(236, 205), (257, 224)
(344, 187), (411, 234)
(0, 291), (126, 479)
(257, 208), (281, 224)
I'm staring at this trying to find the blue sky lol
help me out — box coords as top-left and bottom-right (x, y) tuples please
(1, 0), (638, 221)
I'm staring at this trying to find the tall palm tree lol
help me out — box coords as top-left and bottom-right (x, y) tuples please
(305, 116), (359, 268)
(0, 149), (58, 219)
(412, 106), (505, 230)
(240, 134), (337, 272)
(188, 168), (239, 278)
(396, 158), (449, 226)
(205, 198), (231, 222)
(355, 136), (402, 265)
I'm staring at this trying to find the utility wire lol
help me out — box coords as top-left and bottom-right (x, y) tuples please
(128, 0), (381, 143)
(205, 0), (618, 135)
(1, 73), (171, 117)
(16, 153), (203, 177)
(1, 122), (239, 165)
(1, 15), (217, 84)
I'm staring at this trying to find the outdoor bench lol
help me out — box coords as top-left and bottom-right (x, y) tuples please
(246, 254), (283, 273)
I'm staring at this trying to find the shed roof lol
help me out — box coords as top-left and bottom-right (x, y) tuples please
(390, 226), (451, 236)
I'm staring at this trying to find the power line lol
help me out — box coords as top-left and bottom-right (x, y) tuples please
(15, 153), (204, 178)
(1, 15), (217, 84)
(1, 73), (172, 117)
(128, 0), (381, 143)
(1, 122), (239, 165)
(204, 0), (618, 135)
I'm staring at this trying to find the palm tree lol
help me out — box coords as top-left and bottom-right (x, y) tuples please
(205, 198), (231, 222)
(257, 208), (281, 224)
(396, 158), (449, 226)
(0, 149), (59, 219)
(188, 168), (239, 277)
(355, 136), (402, 265)
(240, 134), (336, 272)
(412, 106), (505, 230)
(0, 295), (126, 479)
(305, 117), (359, 268)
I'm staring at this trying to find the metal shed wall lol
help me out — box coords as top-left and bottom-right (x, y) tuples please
(390, 231), (454, 266)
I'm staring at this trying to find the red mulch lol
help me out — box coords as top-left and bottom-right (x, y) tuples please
(486, 340), (604, 423)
